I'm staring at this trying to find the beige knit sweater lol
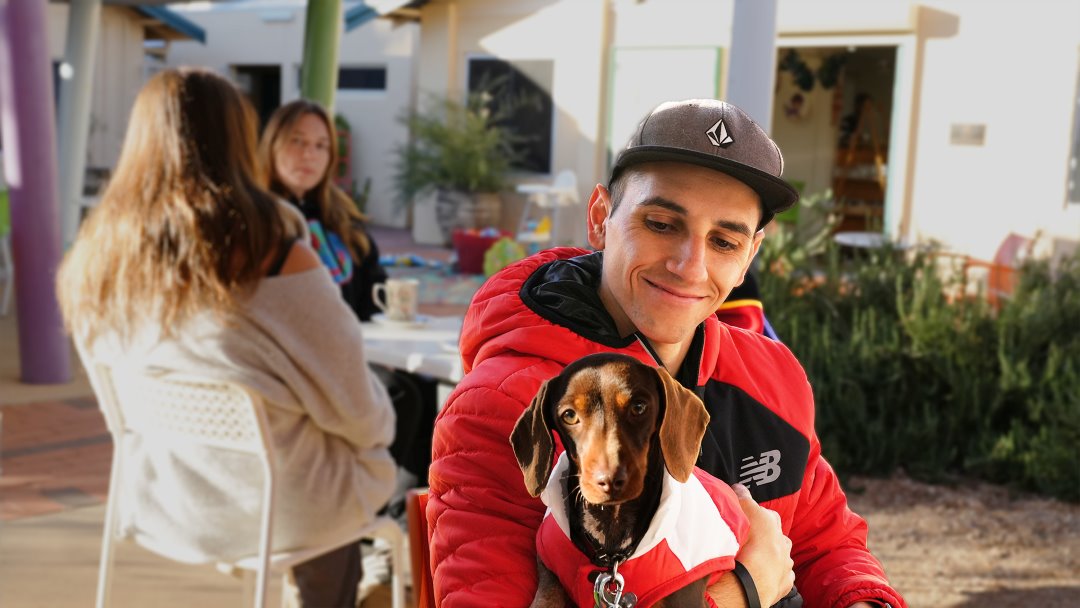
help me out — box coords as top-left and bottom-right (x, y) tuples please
(79, 266), (396, 563)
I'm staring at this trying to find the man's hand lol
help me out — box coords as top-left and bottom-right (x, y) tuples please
(708, 483), (794, 607)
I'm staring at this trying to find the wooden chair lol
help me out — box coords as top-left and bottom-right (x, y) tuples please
(405, 487), (436, 608)
(88, 362), (406, 608)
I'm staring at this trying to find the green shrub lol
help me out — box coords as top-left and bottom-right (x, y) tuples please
(757, 208), (1079, 502)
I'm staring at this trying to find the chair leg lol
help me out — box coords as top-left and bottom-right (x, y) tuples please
(386, 523), (406, 608)
(95, 449), (123, 608)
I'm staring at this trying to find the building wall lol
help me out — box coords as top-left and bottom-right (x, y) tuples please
(46, 4), (146, 171)
(773, 0), (1080, 258)
(414, 0), (743, 243)
(906, 0), (1080, 260)
(166, 2), (418, 227)
(416, 0), (609, 196)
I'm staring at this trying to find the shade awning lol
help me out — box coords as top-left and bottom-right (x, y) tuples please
(134, 6), (206, 43)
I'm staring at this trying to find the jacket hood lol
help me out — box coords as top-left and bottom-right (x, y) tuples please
(460, 248), (657, 375)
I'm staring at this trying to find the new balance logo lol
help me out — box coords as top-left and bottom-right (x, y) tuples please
(739, 450), (781, 487)
(706, 118), (733, 148)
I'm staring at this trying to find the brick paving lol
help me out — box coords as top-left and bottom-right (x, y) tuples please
(0, 398), (111, 520)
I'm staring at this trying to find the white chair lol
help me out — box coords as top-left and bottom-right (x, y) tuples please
(89, 363), (406, 608)
(515, 169), (581, 247)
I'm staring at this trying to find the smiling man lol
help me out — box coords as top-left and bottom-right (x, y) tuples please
(427, 99), (906, 608)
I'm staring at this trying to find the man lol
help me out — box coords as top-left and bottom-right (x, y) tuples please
(427, 99), (905, 608)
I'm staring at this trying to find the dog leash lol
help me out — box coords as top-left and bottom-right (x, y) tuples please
(592, 559), (637, 608)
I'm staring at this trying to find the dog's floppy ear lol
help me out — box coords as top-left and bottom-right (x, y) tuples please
(655, 366), (711, 483)
(510, 379), (558, 497)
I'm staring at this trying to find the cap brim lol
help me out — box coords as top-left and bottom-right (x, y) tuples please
(612, 147), (799, 220)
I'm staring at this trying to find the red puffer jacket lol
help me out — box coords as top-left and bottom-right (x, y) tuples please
(427, 248), (906, 608)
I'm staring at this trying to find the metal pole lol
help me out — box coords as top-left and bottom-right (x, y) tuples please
(727, 0), (780, 276)
(0, 0), (72, 383)
(300, 0), (343, 113)
(727, 0), (780, 133)
(57, 0), (102, 247)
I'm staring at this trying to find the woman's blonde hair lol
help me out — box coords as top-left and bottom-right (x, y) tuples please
(58, 67), (287, 342)
(259, 100), (371, 261)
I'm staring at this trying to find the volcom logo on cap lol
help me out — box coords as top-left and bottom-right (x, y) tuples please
(706, 118), (734, 148)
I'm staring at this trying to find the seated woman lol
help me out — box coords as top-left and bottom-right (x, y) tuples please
(259, 100), (434, 496)
(258, 99), (386, 322)
(57, 68), (395, 608)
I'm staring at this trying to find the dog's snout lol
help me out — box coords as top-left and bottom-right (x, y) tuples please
(593, 468), (628, 494)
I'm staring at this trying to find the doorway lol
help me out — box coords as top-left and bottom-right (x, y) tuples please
(233, 65), (281, 132)
(771, 45), (898, 233)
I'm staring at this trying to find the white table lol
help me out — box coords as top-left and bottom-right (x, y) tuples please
(361, 315), (464, 385)
(833, 231), (888, 249)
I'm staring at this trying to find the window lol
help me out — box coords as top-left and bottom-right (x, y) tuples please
(467, 58), (553, 174)
(338, 66), (387, 92)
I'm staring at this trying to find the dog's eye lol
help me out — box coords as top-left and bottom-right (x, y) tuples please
(559, 409), (579, 425)
(629, 402), (647, 416)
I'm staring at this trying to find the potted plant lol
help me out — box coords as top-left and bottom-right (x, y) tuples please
(394, 91), (520, 245)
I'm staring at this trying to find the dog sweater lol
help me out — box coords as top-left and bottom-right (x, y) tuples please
(536, 454), (747, 608)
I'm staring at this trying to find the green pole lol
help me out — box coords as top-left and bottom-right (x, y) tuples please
(300, 0), (343, 113)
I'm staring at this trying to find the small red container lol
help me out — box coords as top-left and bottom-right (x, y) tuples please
(452, 229), (508, 274)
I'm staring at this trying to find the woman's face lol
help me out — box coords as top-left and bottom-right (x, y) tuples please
(274, 112), (332, 199)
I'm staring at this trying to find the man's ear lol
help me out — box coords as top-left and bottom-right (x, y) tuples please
(586, 184), (611, 250)
(738, 230), (766, 283)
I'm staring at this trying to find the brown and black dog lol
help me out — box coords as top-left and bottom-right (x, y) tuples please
(511, 352), (723, 608)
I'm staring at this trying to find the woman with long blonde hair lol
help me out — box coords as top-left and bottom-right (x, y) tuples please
(58, 68), (395, 607)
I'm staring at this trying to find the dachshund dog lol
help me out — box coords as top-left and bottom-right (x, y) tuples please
(511, 353), (743, 608)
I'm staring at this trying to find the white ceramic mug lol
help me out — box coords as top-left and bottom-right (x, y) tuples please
(372, 278), (420, 321)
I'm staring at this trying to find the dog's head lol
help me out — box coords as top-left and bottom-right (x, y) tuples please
(511, 353), (710, 505)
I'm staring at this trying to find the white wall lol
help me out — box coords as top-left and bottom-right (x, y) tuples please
(166, 1), (418, 227)
(904, 0), (1080, 260)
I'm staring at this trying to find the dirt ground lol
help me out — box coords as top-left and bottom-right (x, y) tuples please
(844, 473), (1079, 607)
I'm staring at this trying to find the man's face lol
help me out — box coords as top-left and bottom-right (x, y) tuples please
(587, 161), (764, 350)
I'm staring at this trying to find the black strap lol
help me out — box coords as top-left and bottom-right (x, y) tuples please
(266, 237), (300, 277)
(732, 561), (761, 608)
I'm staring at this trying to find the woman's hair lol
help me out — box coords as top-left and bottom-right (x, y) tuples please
(259, 99), (371, 261)
(58, 67), (289, 342)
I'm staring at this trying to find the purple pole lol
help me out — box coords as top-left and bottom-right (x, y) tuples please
(0, 0), (72, 383)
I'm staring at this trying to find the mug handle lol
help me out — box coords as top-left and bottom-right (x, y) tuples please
(372, 283), (388, 313)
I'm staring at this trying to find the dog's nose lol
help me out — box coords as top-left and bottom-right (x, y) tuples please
(594, 469), (627, 494)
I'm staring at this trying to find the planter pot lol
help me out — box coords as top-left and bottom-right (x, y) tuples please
(434, 189), (502, 245)
(410, 189), (445, 246)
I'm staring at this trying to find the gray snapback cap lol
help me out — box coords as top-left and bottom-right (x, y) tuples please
(611, 99), (799, 227)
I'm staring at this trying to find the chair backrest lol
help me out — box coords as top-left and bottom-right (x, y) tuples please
(94, 364), (272, 457)
(405, 488), (435, 608)
(90, 362), (280, 608)
(551, 169), (578, 205)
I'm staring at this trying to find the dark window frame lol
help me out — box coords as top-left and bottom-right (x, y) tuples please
(466, 57), (554, 175)
(338, 66), (388, 92)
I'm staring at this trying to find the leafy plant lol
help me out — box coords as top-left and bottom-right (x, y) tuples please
(757, 219), (1080, 502)
(393, 91), (521, 204)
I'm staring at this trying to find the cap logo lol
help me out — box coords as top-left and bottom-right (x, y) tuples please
(706, 118), (734, 148)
